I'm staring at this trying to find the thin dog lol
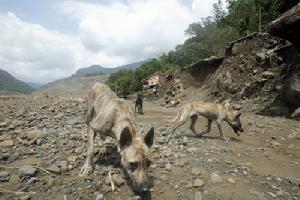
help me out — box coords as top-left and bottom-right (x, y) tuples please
(170, 100), (243, 140)
(80, 83), (154, 192)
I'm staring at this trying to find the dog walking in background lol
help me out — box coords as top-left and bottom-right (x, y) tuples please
(169, 100), (243, 140)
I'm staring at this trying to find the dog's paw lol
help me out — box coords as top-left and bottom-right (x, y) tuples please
(79, 161), (93, 176)
(220, 136), (229, 142)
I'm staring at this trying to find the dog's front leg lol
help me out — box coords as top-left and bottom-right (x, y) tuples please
(80, 125), (95, 175)
(216, 119), (228, 141)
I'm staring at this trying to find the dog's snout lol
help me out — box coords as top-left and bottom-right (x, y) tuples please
(135, 181), (150, 192)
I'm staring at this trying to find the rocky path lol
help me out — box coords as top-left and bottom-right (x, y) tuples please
(0, 96), (299, 200)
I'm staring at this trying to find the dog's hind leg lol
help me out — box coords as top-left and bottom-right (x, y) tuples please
(200, 119), (212, 136)
(80, 125), (96, 175)
(189, 114), (199, 136)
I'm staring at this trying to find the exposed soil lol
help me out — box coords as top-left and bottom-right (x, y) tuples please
(0, 96), (299, 200)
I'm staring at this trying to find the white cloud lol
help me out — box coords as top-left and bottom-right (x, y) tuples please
(0, 0), (222, 83)
(0, 12), (125, 83)
(59, 0), (198, 61)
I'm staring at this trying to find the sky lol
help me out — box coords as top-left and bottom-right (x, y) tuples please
(0, 0), (223, 84)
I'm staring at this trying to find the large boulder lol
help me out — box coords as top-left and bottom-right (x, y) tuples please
(267, 3), (300, 46)
(281, 71), (300, 107)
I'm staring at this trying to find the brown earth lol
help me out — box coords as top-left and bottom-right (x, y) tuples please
(0, 95), (299, 200)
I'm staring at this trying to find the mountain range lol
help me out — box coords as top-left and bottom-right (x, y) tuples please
(73, 59), (149, 77)
(0, 69), (34, 94)
(0, 59), (149, 95)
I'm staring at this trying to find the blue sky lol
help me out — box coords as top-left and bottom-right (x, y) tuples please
(0, 0), (221, 83)
(0, 0), (77, 34)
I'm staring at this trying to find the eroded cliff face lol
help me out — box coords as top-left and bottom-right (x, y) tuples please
(267, 3), (300, 47)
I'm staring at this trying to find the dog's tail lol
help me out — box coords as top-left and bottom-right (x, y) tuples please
(168, 105), (184, 124)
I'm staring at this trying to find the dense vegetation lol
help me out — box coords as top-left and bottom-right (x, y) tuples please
(107, 0), (299, 96)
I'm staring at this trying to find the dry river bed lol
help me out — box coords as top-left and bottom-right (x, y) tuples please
(0, 95), (299, 200)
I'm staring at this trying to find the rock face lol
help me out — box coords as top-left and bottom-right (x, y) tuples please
(267, 3), (300, 46)
(281, 71), (300, 107)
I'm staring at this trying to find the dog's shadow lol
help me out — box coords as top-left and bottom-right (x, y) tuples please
(93, 145), (153, 200)
(183, 133), (243, 142)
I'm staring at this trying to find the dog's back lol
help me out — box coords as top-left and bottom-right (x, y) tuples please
(86, 83), (131, 123)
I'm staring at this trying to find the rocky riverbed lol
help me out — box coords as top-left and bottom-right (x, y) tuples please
(0, 95), (299, 200)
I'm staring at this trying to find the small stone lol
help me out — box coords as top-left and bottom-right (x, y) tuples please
(178, 159), (189, 167)
(27, 129), (46, 140)
(271, 141), (281, 147)
(0, 171), (10, 182)
(194, 191), (203, 200)
(182, 136), (188, 145)
(0, 139), (14, 147)
(193, 179), (205, 188)
(165, 163), (172, 171)
(7, 152), (20, 162)
(262, 71), (275, 79)
(46, 164), (61, 174)
(0, 121), (9, 127)
(18, 165), (37, 177)
(0, 134), (11, 141)
(56, 161), (68, 172)
(156, 137), (166, 144)
(191, 167), (204, 176)
(210, 173), (222, 183)
(112, 174), (124, 187)
(268, 192), (277, 198)
(227, 178), (236, 184)
(96, 192), (104, 200)
(291, 107), (300, 119)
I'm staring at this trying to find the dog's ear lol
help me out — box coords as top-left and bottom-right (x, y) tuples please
(119, 127), (132, 149)
(143, 127), (154, 148)
(235, 112), (241, 119)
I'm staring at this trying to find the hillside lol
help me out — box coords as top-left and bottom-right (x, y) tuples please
(73, 60), (149, 77)
(0, 69), (34, 94)
(26, 82), (42, 89)
(35, 74), (109, 96)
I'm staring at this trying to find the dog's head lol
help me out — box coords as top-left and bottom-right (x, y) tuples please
(224, 101), (244, 135)
(228, 112), (244, 135)
(118, 127), (154, 192)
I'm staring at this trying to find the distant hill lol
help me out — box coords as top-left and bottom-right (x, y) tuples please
(73, 59), (150, 77)
(27, 82), (42, 89)
(0, 69), (34, 94)
(36, 59), (150, 96)
(35, 74), (109, 96)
